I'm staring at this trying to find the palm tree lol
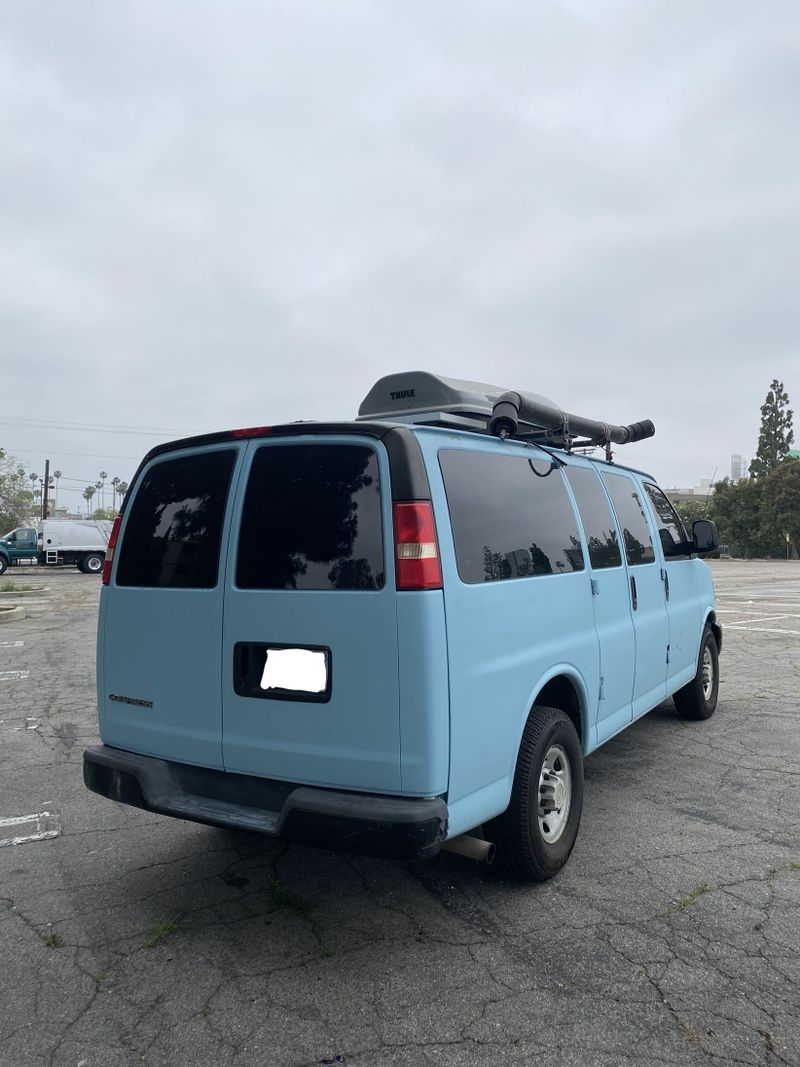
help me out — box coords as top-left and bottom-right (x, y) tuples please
(98, 471), (108, 511)
(83, 485), (96, 518)
(28, 472), (39, 510)
(116, 480), (129, 503)
(53, 470), (62, 510)
(111, 476), (120, 512)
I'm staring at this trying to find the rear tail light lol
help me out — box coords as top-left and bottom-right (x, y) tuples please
(392, 501), (443, 591)
(102, 516), (122, 585)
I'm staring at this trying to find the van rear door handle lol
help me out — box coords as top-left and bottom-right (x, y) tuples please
(662, 568), (670, 600)
(630, 575), (638, 611)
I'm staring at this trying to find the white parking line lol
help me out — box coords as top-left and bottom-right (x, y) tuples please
(0, 670), (29, 681)
(0, 811), (61, 847)
(726, 614), (800, 627)
(0, 641), (24, 648)
(729, 626), (800, 636)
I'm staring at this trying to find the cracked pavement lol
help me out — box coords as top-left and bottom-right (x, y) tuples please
(0, 561), (798, 1066)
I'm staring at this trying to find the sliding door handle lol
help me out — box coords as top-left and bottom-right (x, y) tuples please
(630, 574), (638, 611)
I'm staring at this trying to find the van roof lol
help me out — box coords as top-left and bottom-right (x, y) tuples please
(134, 419), (655, 489)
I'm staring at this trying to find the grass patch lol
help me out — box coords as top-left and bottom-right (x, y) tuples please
(95, 971), (110, 983)
(43, 931), (63, 948)
(790, 863), (800, 871)
(144, 915), (180, 949)
(0, 580), (36, 592)
(270, 880), (312, 916)
(320, 945), (336, 958)
(671, 883), (710, 911)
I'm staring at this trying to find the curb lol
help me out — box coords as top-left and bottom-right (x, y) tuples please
(0, 589), (49, 597)
(0, 605), (26, 623)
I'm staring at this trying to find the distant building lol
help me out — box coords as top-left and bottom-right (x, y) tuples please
(665, 479), (714, 506)
(731, 454), (744, 480)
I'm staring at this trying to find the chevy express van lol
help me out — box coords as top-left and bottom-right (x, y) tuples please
(84, 373), (721, 880)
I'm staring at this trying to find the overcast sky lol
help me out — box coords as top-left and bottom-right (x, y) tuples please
(1, 1), (797, 512)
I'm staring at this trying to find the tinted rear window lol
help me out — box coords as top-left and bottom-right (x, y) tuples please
(564, 466), (622, 570)
(439, 449), (584, 584)
(116, 449), (236, 588)
(236, 444), (384, 591)
(602, 472), (656, 566)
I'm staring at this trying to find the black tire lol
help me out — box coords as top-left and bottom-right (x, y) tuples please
(0, 556), (8, 576)
(80, 553), (104, 575)
(486, 706), (584, 882)
(673, 626), (719, 720)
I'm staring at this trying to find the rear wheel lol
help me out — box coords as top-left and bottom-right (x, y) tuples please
(487, 706), (584, 881)
(673, 626), (719, 720)
(80, 553), (104, 574)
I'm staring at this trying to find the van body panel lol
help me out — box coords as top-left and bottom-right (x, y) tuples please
(601, 469), (670, 720)
(220, 436), (403, 793)
(396, 590), (450, 796)
(419, 431), (600, 816)
(561, 460), (637, 747)
(98, 444), (244, 770)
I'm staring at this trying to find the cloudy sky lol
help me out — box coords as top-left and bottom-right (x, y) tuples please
(1, 1), (797, 512)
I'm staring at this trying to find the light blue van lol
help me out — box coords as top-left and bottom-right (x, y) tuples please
(84, 373), (721, 880)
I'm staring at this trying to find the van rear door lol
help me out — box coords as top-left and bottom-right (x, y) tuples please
(221, 436), (401, 792)
(100, 445), (240, 769)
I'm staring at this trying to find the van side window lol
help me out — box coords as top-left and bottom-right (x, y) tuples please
(439, 449), (584, 584)
(116, 449), (236, 589)
(564, 467), (622, 569)
(236, 444), (384, 591)
(643, 483), (690, 559)
(601, 473), (655, 566)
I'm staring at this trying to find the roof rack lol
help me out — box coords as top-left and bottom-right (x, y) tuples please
(357, 372), (655, 460)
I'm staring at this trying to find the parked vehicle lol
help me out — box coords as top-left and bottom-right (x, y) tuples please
(83, 373), (721, 880)
(0, 520), (111, 575)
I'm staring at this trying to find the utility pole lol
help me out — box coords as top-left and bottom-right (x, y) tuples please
(42, 459), (51, 520)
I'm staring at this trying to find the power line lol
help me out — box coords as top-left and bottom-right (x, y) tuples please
(3, 446), (141, 461)
(0, 414), (192, 436)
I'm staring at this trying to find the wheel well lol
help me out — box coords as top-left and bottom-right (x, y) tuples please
(706, 612), (722, 653)
(534, 676), (583, 745)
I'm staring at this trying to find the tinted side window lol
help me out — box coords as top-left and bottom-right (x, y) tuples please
(236, 444), (384, 591)
(564, 467), (622, 569)
(602, 472), (655, 566)
(117, 449), (236, 588)
(643, 483), (690, 559)
(439, 449), (584, 584)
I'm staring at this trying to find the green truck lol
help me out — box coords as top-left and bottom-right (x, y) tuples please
(0, 520), (111, 575)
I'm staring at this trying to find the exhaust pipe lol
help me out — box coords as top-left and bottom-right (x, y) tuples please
(441, 834), (496, 864)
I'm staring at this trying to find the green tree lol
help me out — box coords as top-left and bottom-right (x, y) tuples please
(708, 478), (774, 558)
(0, 449), (36, 530)
(761, 459), (800, 559)
(750, 380), (794, 478)
(673, 497), (710, 532)
(83, 485), (96, 518)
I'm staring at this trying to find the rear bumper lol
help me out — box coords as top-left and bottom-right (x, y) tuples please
(83, 745), (448, 861)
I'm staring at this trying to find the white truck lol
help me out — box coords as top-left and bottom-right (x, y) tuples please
(0, 520), (111, 574)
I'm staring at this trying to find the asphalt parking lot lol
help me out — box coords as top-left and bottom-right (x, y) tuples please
(1, 561), (798, 1067)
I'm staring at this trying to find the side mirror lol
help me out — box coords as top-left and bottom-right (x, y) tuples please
(692, 519), (719, 556)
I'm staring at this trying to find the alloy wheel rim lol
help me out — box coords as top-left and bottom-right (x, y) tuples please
(702, 646), (714, 700)
(537, 744), (572, 844)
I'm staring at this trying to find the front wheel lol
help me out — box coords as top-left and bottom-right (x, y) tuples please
(80, 553), (104, 574)
(673, 626), (719, 720)
(487, 706), (584, 881)
(0, 556), (8, 575)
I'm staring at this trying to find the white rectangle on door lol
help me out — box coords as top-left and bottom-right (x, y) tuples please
(260, 648), (327, 694)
